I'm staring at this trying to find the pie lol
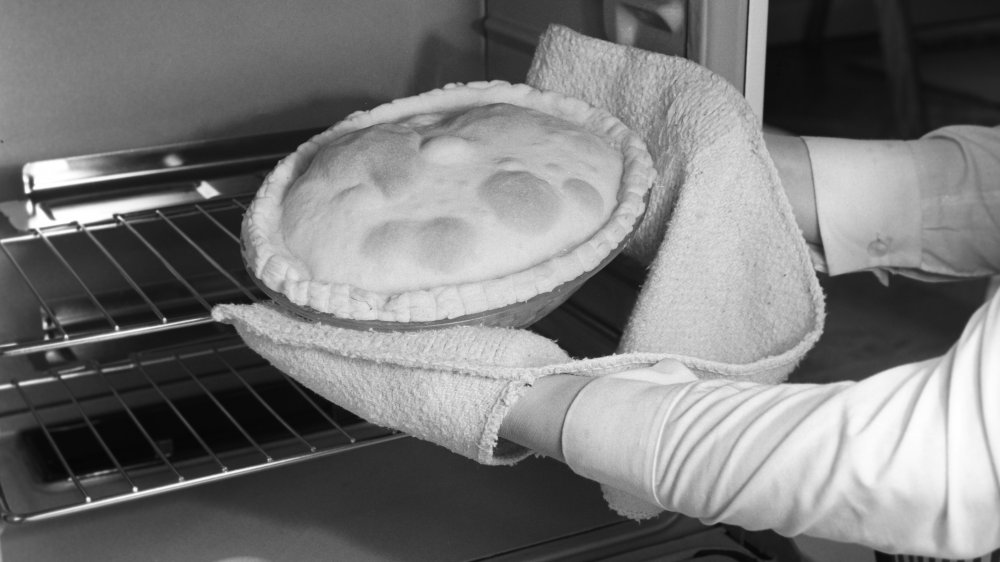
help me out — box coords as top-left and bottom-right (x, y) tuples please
(243, 81), (654, 325)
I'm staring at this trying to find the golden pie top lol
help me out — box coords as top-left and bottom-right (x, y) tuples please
(244, 81), (654, 324)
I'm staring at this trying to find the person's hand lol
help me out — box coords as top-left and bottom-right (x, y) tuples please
(498, 359), (698, 461)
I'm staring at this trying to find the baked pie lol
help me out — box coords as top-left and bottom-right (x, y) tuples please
(243, 81), (654, 326)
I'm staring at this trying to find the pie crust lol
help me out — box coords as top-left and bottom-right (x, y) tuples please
(243, 81), (654, 324)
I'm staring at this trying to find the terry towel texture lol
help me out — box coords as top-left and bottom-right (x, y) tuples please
(527, 26), (824, 371)
(525, 24), (826, 519)
(213, 303), (575, 464)
(214, 25), (825, 520)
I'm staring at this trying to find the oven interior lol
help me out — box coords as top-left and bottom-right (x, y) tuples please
(0, 130), (645, 526)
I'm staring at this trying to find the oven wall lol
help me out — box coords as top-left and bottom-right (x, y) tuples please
(484, 0), (606, 84)
(0, 0), (486, 201)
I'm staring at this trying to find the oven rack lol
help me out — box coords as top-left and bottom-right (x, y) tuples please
(0, 195), (263, 357)
(0, 340), (399, 523)
(0, 191), (636, 359)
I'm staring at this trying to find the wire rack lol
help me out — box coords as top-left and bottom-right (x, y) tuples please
(0, 195), (262, 356)
(0, 187), (634, 523)
(0, 341), (398, 523)
(0, 192), (403, 522)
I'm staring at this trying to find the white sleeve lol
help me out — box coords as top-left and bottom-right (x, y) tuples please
(561, 289), (1000, 559)
(804, 124), (1000, 280)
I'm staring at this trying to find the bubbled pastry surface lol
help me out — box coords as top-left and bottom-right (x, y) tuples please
(279, 103), (622, 294)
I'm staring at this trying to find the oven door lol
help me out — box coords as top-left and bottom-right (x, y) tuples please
(3, 438), (775, 561)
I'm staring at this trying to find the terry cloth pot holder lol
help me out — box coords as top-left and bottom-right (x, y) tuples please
(214, 24), (825, 522)
(525, 24), (826, 519)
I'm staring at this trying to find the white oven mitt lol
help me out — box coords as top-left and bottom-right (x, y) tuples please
(525, 24), (829, 518)
(214, 24), (825, 519)
(213, 303), (671, 464)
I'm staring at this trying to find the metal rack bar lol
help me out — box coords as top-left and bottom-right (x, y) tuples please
(0, 479), (15, 526)
(133, 361), (229, 472)
(74, 221), (168, 324)
(0, 340), (401, 524)
(114, 214), (214, 312)
(211, 351), (318, 452)
(0, 342), (249, 392)
(5, 433), (405, 524)
(1, 198), (249, 244)
(93, 364), (186, 482)
(0, 196), (260, 355)
(54, 374), (139, 492)
(154, 210), (258, 302)
(11, 382), (92, 503)
(0, 242), (70, 341)
(175, 358), (273, 463)
(32, 228), (118, 331)
(0, 318), (215, 357)
(193, 203), (241, 245)
(0, 343), (398, 523)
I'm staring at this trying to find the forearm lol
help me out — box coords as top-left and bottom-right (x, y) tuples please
(498, 374), (589, 462)
(764, 132), (819, 246)
(501, 126), (1000, 556)
(498, 361), (699, 461)
(770, 125), (1000, 279)
(556, 293), (1000, 558)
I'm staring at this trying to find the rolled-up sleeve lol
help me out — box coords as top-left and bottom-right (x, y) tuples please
(804, 125), (1000, 280)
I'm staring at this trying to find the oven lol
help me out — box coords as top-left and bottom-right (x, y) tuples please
(0, 1), (785, 560)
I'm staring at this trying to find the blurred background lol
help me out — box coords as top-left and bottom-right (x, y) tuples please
(765, 0), (1000, 139)
(762, 0), (1000, 385)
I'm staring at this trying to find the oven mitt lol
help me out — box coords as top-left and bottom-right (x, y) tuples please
(528, 25), (823, 365)
(214, 24), (825, 520)
(525, 24), (826, 519)
(213, 303), (667, 465)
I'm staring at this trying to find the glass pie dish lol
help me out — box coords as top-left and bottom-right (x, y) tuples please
(244, 215), (644, 331)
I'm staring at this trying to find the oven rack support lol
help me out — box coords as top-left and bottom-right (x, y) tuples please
(0, 191), (631, 359)
(0, 195), (264, 356)
(0, 342), (400, 523)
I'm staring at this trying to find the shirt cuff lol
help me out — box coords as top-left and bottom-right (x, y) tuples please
(561, 376), (690, 505)
(802, 136), (923, 276)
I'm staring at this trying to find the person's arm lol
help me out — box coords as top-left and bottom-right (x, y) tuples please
(501, 289), (1000, 558)
(766, 125), (1000, 279)
(501, 125), (1000, 557)
(763, 132), (820, 246)
(498, 359), (698, 462)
